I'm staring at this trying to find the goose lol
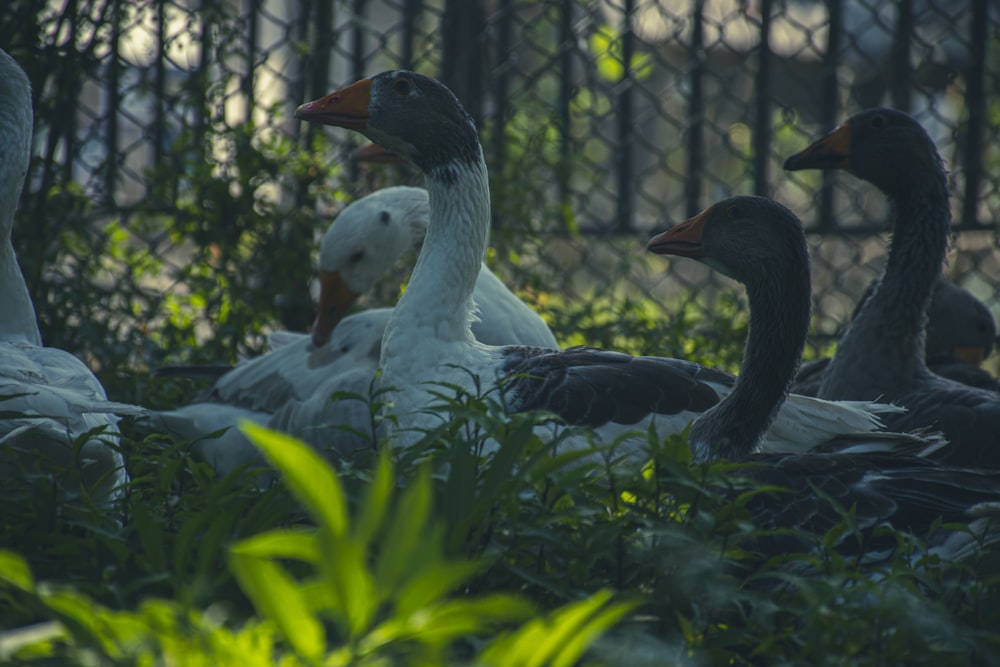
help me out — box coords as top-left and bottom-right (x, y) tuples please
(149, 186), (557, 474)
(784, 108), (1000, 467)
(647, 195), (999, 560)
(793, 279), (999, 395)
(294, 70), (908, 460)
(0, 48), (140, 504)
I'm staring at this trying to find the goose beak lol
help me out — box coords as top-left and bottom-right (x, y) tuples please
(647, 206), (708, 258)
(953, 346), (986, 367)
(311, 270), (361, 347)
(783, 122), (852, 171)
(295, 79), (372, 129)
(352, 143), (406, 164)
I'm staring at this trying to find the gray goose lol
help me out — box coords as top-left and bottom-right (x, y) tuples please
(649, 195), (1000, 561)
(793, 279), (999, 395)
(784, 108), (1000, 468)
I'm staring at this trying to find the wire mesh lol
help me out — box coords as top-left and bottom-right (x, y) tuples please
(4, 0), (999, 391)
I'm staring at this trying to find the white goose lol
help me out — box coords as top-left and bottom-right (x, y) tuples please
(150, 186), (557, 473)
(0, 48), (140, 504)
(294, 70), (907, 460)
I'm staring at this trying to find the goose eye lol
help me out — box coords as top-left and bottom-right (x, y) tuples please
(378, 211), (391, 225)
(726, 204), (741, 218)
(349, 250), (365, 263)
(870, 114), (887, 129)
(391, 78), (413, 95)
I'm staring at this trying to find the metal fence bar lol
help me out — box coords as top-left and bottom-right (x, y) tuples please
(817, 0), (842, 231)
(192, 2), (211, 157)
(557, 0), (573, 215)
(243, 0), (259, 120)
(490, 0), (513, 228)
(615, 0), (635, 232)
(752, 0), (773, 197)
(685, 0), (705, 217)
(960, 0), (988, 230)
(104, 0), (121, 207)
(890, 0), (913, 112)
(153, 0), (167, 169)
(401, 0), (422, 69)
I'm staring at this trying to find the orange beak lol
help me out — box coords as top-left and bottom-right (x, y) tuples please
(311, 270), (361, 347)
(783, 121), (853, 171)
(647, 206), (709, 258)
(953, 346), (987, 367)
(295, 78), (372, 129)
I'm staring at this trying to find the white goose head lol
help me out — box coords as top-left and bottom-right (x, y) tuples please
(312, 186), (430, 346)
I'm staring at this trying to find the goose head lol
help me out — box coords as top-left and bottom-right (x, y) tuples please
(312, 186), (430, 346)
(295, 70), (482, 178)
(783, 107), (945, 200)
(649, 196), (810, 297)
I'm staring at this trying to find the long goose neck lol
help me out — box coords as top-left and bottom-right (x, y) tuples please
(0, 55), (42, 346)
(823, 175), (950, 392)
(389, 153), (491, 343)
(691, 267), (811, 461)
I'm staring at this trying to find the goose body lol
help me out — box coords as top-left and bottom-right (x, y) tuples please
(294, 71), (906, 461)
(647, 196), (997, 560)
(150, 187), (557, 473)
(784, 109), (1000, 467)
(793, 279), (998, 395)
(0, 49), (137, 503)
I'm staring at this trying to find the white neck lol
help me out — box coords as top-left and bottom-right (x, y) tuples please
(0, 54), (41, 346)
(386, 154), (491, 345)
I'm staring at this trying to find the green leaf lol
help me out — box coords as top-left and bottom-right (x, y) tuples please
(374, 466), (433, 592)
(0, 550), (34, 592)
(240, 421), (348, 537)
(229, 546), (325, 662)
(480, 590), (637, 667)
(230, 529), (320, 563)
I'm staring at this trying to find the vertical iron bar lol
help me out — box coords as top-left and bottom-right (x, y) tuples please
(685, 0), (705, 217)
(557, 0), (573, 213)
(62, 0), (80, 185)
(752, 0), (773, 197)
(440, 0), (459, 91)
(351, 0), (366, 82)
(401, 0), (423, 69)
(153, 0), (166, 167)
(890, 0), (913, 112)
(104, 0), (120, 206)
(960, 0), (987, 229)
(817, 0), (842, 230)
(243, 0), (260, 121)
(309, 0), (333, 100)
(193, 1), (212, 155)
(615, 0), (635, 232)
(491, 0), (513, 228)
(348, 0), (367, 185)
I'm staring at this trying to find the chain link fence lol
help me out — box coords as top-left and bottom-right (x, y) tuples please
(4, 0), (999, 398)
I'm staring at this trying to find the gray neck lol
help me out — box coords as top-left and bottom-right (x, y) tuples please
(819, 181), (950, 399)
(691, 267), (811, 461)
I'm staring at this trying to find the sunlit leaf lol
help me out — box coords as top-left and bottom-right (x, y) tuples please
(240, 422), (348, 536)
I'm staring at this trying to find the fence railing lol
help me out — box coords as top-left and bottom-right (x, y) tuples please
(6, 0), (999, 387)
